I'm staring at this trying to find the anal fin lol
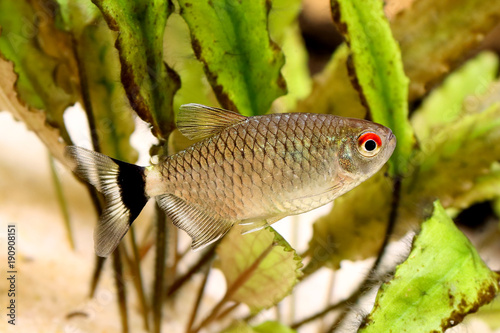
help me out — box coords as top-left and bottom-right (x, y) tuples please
(156, 194), (233, 250)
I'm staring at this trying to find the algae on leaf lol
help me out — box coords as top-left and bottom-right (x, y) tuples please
(215, 226), (302, 312)
(359, 201), (500, 333)
(178, 0), (286, 116)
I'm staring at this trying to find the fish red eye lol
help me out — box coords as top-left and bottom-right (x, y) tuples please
(357, 132), (382, 157)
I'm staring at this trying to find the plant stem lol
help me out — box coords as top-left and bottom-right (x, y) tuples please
(328, 177), (401, 332)
(49, 154), (75, 250)
(113, 246), (129, 333)
(214, 302), (240, 322)
(89, 256), (106, 297)
(291, 178), (402, 331)
(190, 243), (274, 333)
(153, 204), (168, 333)
(129, 226), (150, 331)
(166, 244), (217, 297)
(186, 265), (211, 333)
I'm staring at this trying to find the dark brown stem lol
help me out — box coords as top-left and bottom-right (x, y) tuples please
(89, 256), (106, 297)
(328, 177), (401, 332)
(129, 227), (150, 331)
(185, 265), (212, 333)
(153, 204), (168, 333)
(190, 243), (274, 333)
(113, 246), (129, 333)
(166, 244), (217, 297)
(72, 36), (100, 153)
(215, 302), (240, 322)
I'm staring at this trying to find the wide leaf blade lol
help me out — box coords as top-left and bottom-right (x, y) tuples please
(411, 51), (499, 143)
(215, 226), (302, 312)
(359, 200), (500, 332)
(331, 0), (414, 176)
(92, 0), (180, 140)
(178, 0), (286, 116)
(400, 102), (500, 226)
(0, 57), (70, 168)
(0, 0), (79, 143)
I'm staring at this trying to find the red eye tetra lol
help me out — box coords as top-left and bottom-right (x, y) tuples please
(357, 132), (382, 157)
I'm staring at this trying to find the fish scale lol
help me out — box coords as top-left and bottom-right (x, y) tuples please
(159, 113), (347, 222)
(67, 103), (395, 256)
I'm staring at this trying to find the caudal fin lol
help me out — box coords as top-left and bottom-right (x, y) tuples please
(66, 146), (148, 257)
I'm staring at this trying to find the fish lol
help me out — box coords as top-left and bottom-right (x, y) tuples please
(66, 104), (396, 257)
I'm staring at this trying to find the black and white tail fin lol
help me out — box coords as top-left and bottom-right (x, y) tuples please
(66, 146), (149, 257)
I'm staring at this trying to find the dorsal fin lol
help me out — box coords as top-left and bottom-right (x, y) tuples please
(176, 104), (247, 140)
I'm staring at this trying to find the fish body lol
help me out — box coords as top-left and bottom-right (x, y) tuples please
(67, 104), (396, 257)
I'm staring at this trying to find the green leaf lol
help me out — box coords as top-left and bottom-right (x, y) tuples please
(79, 19), (138, 162)
(401, 103), (500, 223)
(294, 45), (366, 119)
(331, 0), (414, 176)
(411, 52), (499, 143)
(0, 57), (71, 168)
(215, 226), (302, 312)
(91, 0), (180, 140)
(447, 162), (500, 218)
(0, 0), (79, 143)
(304, 168), (391, 274)
(54, 0), (138, 162)
(297, 0), (500, 117)
(393, 0), (500, 101)
(164, 13), (216, 112)
(268, 0), (311, 112)
(253, 321), (297, 333)
(178, 0), (286, 116)
(359, 201), (500, 333)
(221, 321), (296, 333)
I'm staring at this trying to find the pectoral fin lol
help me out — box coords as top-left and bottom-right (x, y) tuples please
(177, 104), (247, 140)
(156, 194), (234, 250)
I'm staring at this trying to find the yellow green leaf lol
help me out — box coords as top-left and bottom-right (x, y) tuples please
(411, 52), (499, 143)
(401, 103), (500, 223)
(359, 201), (500, 333)
(215, 226), (302, 312)
(91, 0), (180, 140)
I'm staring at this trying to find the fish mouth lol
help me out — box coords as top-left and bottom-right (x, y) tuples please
(387, 131), (396, 144)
